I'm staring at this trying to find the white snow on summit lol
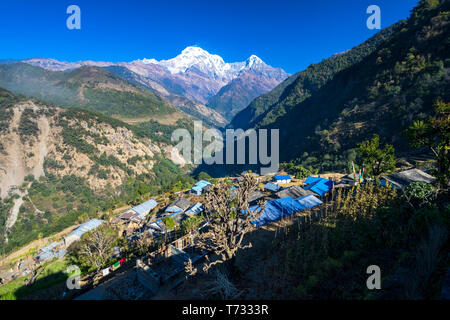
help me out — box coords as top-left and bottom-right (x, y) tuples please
(140, 46), (266, 82)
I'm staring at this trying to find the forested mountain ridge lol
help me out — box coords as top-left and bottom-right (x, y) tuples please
(0, 63), (181, 122)
(229, 21), (401, 131)
(232, 0), (450, 171)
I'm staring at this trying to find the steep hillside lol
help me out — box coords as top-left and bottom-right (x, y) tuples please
(228, 72), (298, 130)
(0, 64), (180, 122)
(207, 71), (288, 120)
(231, 0), (449, 170)
(230, 22), (400, 131)
(105, 65), (227, 127)
(0, 88), (193, 255)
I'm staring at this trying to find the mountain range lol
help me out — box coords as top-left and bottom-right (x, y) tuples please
(3, 47), (289, 123)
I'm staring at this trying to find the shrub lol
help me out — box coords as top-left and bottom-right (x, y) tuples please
(404, 182), (435, 210)
(162, 216), (176, 230)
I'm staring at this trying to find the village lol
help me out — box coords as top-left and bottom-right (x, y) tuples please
(0, 158), (439, 299)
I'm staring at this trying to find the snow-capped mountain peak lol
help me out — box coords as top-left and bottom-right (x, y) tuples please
(157, 46), (230, 80)
(138, 47), (273, 82)
(246, 55), (264, 67)
(141, 58), (159, 65)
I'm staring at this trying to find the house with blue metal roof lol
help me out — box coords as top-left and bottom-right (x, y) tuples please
(190, 180), (212, 195)
(273, 175), (292, 185)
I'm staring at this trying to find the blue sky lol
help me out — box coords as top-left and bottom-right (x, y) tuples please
(0, 0), (419, 73)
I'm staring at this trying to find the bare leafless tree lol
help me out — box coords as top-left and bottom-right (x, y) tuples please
(184, 258), (197, 277)
(136, 224), (153, 255)
(196, 173), (264, 272)
(79, 224), (117, 271)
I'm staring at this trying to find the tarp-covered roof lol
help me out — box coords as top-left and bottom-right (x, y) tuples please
(247, 195), (323, 227)
(304, 176), (322, 184)
(304, 177), (334, 197)
(295, 195), (323, 209)
(248, 197), (306, 227)
(191, 180), (212, 193)
(191, 186), (203, 193)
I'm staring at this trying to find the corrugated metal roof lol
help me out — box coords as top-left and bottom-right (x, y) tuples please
(166, 198), (191, 212)
(132, 199), (158, 216)
(195, 180), (212, 188)
(264, 182), (281, 192)
(54, 250), (67, 259)
(186, 203), (204, 216)
(382, 169), (435, 188)
(36, 251), (55, 261)
(118, 210), (145, 223)
(39, 241), (60, 253)
(276, 185), (315, 199)
(249, 190), (264, 203)
(69, 219), (104, 238)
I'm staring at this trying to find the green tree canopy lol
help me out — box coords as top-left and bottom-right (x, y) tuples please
(162, 216), (176, 230)
(358, 134), (396, 178)
(406, 101), (449, 187)
(197, 171), (212, 181)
